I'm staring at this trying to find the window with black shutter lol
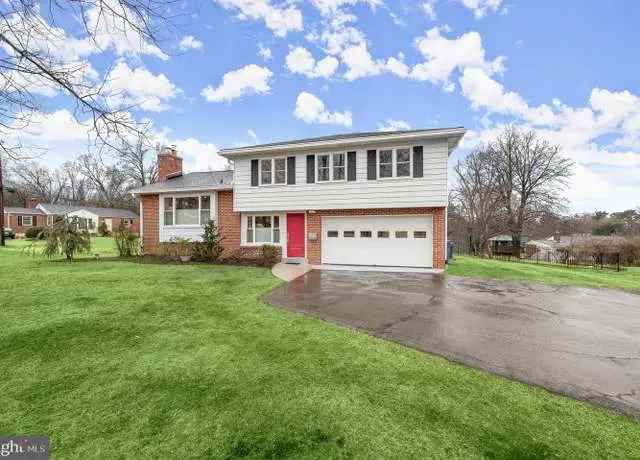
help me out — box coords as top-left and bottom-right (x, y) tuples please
(413, 146), (424, 178)
(287, 156), (296, 184)
(306, 155), (315, 183)
(347, 151), (356, 181)
(250, 159), (259, 186)
(367, 150), (377, 180)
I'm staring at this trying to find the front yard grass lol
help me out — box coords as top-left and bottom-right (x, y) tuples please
(1, 244), (638, 458)
(448, 255), (640, 293)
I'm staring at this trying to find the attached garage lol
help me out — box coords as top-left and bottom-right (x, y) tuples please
(321, 215), (434, 268)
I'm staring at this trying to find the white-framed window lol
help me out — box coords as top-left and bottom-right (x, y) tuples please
(21, 215), (33, 227)
(260, 158), (286, 185)
(317, 153), (346, 182)
(245, 215), (280, 244)
(378, 147), (413, 179)
(163, 195), (214, 226)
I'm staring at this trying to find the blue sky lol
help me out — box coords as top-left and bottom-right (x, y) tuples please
(8, 0), (640, 212)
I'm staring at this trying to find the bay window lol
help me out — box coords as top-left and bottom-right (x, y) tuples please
(163, 195), (214, 226)
(245, 215), (281, 244)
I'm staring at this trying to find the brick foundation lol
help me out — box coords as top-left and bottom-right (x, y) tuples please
(306, 207), (446, 269)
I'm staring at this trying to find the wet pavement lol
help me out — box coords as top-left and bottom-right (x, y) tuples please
(264, 270), (640, 418)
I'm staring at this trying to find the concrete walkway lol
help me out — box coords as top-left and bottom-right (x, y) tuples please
(271, 261), (312, 282)
(265, 270), (640, 418)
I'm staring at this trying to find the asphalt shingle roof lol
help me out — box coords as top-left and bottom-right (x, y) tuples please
(220, 127), (465, 153)
(36, 203), (138, 218)
(130, 170), (234, 194)
(3, 207), (45, 215)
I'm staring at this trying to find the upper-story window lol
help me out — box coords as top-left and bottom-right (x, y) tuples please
(260, 158), (286, 185)
(317, 153), (345, 182)
(164, 195), (213, 226)
(378, 147), (412, 179)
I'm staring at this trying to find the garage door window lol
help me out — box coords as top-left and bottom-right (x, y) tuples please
(377, 231), (390, 238)
(414, 231), (427, 238)
(327, 231), (339, 237)
(360, 231), (372, 238)
(395, 231), (408, 238)
(343, 231), (355, 238)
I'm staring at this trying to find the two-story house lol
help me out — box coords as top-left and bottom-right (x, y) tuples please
(132, 128), (465, 270)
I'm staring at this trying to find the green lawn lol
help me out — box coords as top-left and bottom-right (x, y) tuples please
(1, 242), (638, 458)
(448, 255), (640, 293)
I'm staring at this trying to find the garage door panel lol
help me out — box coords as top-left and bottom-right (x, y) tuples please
(322, 216), (433, 267)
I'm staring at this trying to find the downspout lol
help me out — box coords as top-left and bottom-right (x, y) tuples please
(139, 197), (144, 256)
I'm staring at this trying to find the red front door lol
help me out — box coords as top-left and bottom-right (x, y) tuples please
(287, 213), (305, 258)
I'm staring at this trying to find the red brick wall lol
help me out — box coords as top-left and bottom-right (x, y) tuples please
(4, 213), (45, 234)
(306, 207), (446, 269)
(158, 152), (183, 182)
(140, 195), (159, 254)
(105, 217), (140, 235)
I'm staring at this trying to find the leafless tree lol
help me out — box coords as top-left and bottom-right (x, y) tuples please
(115, 129), (158, 186)
(452, 146), (505, 255)
(8, 160), (67, 203)
(488, 126), (573, 256)
(78, 152), (134, 207)
(61, 161), (90, 202)
(0, 0), (179, 242)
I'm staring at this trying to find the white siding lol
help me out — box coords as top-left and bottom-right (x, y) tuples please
(159, 191), (218, 243)
(232, 139), (448, 212)
(67, 209), (99, 234)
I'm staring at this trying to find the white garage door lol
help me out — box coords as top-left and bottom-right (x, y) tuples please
(322, 215), (433, 268)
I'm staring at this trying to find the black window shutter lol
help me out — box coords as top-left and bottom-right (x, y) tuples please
(287, 156), (296, 185)
(413, 146), (424, 178)
(250, 159), (259, 186)
(367, 150), (377, 180)
(32, 215), (37, 226)
(306, 155), (315, 183)
(17, 215), (22, 226)
(347, 151), (357, 181)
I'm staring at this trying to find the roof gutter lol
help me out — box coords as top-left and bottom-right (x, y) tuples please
(130, 185), (233, 196)
(219, 128), (467, 158)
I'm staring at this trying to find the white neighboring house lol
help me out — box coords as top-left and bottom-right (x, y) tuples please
(35, 203), (139, 234)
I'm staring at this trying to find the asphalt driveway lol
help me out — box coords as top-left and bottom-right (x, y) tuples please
(264, 270), (640, 418)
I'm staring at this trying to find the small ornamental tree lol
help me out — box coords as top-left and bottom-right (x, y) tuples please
(114, 222), (139, 257)
(42, 216), (91, 261)
(195, 220), (224, 261)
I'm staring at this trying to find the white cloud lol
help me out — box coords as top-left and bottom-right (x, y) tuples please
(202, 64), (273, 103)
(294, 92), (352, 127)
(171, 138), (227, 172)
(179, 35), (203, 51)
(460, 0), (503, 18)
(377, 119), (412, 131)
(286, 47), (339, 79)
(341, 43), (384, 80)
(389, 12), (406, 27)
(214, 0), (303, 37)
(409, 27), (504, 88)
(310, 0), (382, 16)
(258, 44), (273, 61)
(105, 62), (180, 112)
(422, 1), (437, 20)
(248, 129), (258, 143)
(18, 110), (90, 142)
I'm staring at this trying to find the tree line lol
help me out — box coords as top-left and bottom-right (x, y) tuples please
(3, 132), (157, 210)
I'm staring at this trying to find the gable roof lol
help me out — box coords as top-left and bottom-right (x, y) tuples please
(71, 207), (139, 218)
(130, 170), (234, 195)
(219, 127), (466, 157)
(3, 207), (46, 215)
(36, 203), (138, 218)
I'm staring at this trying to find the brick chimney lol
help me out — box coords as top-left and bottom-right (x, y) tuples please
(157, 145), (183, 182)
(27, 197), (41, 209)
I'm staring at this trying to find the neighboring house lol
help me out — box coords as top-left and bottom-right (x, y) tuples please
(66, 207), (140, 234)
(132, 128), (466, 270)
(2, 207), (47, 234)
(489, 234), (530, 256)
(2, 202), (139, 236)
